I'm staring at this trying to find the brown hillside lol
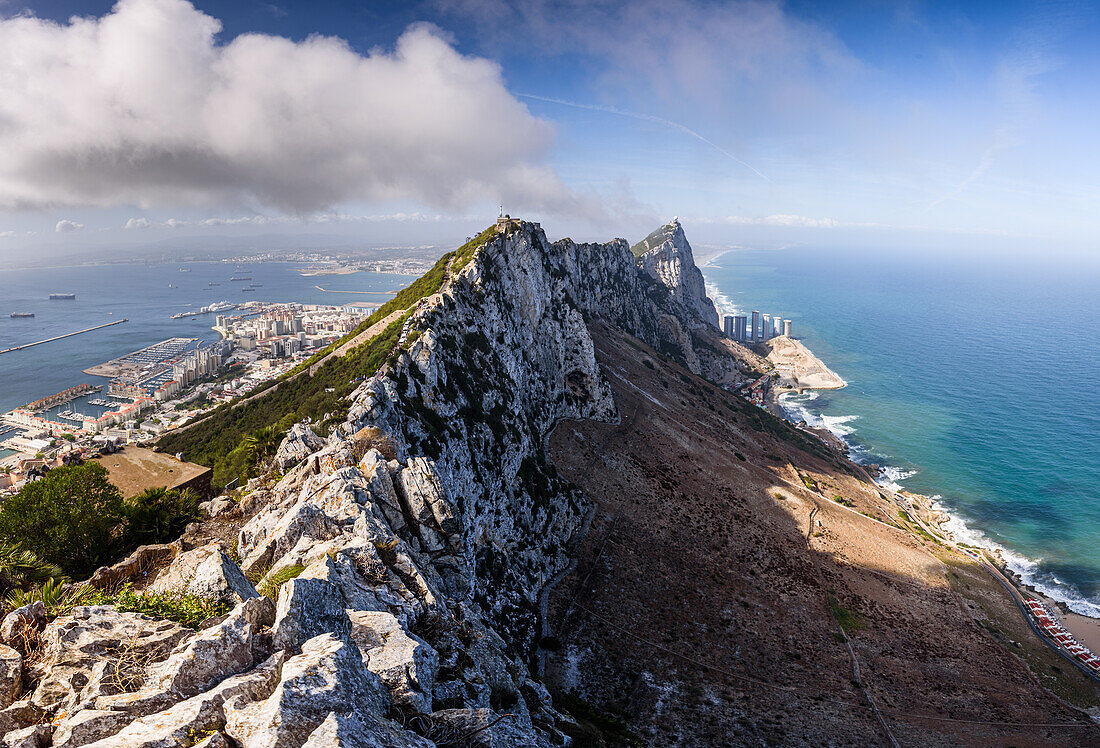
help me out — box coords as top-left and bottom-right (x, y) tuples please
(544, 320), (1100, 746)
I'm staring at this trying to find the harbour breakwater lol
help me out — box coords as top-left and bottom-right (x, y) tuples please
(0, 318), (128, 355)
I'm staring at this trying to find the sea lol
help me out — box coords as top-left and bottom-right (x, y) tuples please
(0, 260), (412, 457)
(703, 246), (1100, 618)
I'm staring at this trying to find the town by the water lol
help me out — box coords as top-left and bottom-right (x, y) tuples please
(1, 291), (375, 494)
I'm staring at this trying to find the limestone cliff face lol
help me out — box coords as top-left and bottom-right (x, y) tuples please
(631, 218), (721, 329)
(12, 221), (748, 747)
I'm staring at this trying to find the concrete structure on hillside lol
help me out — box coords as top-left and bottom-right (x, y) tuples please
(784, 319), (792, 337)
(751, 310), (761, 341)
(722, 315), (735, 339)
(91, 446), (212, 499)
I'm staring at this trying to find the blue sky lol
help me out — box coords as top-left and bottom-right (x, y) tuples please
(1, 0), (1098, 260)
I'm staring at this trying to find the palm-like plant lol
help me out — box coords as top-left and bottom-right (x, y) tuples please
(122, 487), (200, 545)
(6, 577), (93, 618)
(0, 541), (64, 597)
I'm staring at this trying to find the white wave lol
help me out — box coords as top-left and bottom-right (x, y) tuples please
(876, 465), (918, 491)
(704, 280), (740, 318)
(778, 392), (859, 439)
(931, 497), (1100, 618)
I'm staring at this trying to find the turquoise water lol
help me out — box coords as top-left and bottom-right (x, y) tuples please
(703, 247), (1100, 617)
(0, 260), (412, 427)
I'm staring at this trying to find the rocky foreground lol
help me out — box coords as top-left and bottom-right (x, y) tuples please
(0, 220), (1096, 746)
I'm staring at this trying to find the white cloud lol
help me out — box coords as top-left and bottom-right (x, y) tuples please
(0, 0), (584, 216)
(442, 1), (857, 124)
(700, 214), (842, 228)
(123, 211), (465, 231)
(55, 219), (84, 232)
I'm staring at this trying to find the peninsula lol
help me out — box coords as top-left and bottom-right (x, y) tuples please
(2, 219), (1094, 747)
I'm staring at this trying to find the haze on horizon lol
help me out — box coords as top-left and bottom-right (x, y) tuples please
(1, 0), (1098, 262)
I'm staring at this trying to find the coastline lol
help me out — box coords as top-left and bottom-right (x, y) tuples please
(761, 337), (1100, 654)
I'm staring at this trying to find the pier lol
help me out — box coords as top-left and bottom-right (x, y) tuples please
(314, 285), (396, 295)
(0, 318), (128, 356)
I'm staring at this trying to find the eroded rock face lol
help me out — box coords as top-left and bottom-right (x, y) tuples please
(30, 607), (192, 713)
(0, 647), (21, 710)
(148, 544), (258, 606)
(82, 652), (285, 748)
(0, 604), (46, 653)
(631, 218), (720, 328)
(274, 423), (326, 471)
(148, 596), (274, 699)
(224, 634), (391, 748)
(348, 611), (437, 715)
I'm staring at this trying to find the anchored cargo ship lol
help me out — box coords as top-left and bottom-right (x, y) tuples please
(49, 293), (76, 300)
(9, 312), (34, 318)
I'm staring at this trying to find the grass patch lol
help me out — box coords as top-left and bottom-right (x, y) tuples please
(827, 593), (867, 632)
(257, 564), (305, 599)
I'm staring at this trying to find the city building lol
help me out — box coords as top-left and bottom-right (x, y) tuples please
(783, 319), (792, 337)
(722, 315), (735, 339)
(751, 311), (761, 341)
(735, 316), (747, 341)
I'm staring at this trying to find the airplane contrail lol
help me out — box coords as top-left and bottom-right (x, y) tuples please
(518, 93), (772, 183)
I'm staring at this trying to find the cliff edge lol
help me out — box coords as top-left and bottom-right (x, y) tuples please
(8, 220), (1095, 747)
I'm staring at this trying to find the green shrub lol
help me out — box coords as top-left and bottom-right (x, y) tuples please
(0, 463), (123, 578)
(6, 578), (93, 618)
(89, 583), (230, 629)
(0, 541), (65, 597)
(826, 594), (867, 632)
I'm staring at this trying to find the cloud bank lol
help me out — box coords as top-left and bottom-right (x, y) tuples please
(0, 0), (579, 214)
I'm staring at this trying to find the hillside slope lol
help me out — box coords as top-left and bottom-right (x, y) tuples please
(546, 320), (1098, 745)
(23, 220), (1097, 747)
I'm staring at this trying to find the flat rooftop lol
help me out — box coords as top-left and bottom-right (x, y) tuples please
(91, 446), (210, 498)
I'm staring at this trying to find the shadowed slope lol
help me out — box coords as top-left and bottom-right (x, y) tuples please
(545, 320), (1099, 746)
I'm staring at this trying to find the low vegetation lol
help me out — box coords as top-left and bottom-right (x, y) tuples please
(6, 578), (92, 618)
(87, 583), (230, 629)
(552, 689), (645, 747)
(0, 463), (202, 580)
(826, 593), (867, 632)
(256, 564), (305, 599)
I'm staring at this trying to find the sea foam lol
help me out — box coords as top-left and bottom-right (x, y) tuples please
(784, 388), (1100, 616)
(931, 497), (1100, 618)
(704, 281), (740, 318)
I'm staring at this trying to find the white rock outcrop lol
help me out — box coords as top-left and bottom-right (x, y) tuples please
(147, 544), (258, 606)
(10, 220), (742, 746)
(631, 218), (720, 328)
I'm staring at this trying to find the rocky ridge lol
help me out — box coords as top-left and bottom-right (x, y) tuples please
(2, 220), (756, 746)
(630, 218), (721, 329)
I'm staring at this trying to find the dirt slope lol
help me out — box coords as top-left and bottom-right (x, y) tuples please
(544, 321), (1099, 746)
